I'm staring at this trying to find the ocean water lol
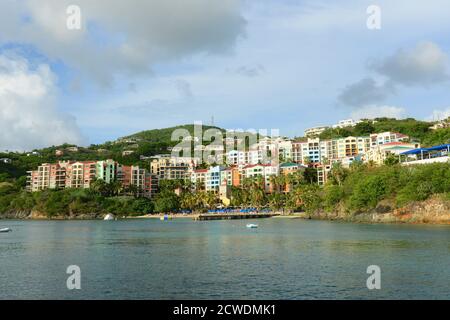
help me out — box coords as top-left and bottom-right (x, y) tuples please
(0, 218), (449, 299)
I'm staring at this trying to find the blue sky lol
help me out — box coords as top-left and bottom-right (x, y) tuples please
(1, 0), (450, 150)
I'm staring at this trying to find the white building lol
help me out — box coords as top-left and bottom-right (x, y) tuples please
(291, 138), (330, 164)
(369, 132), (409, 147)
(241, 164), (279, 192)
(226, 150), (262, 166)
(365, 142), (419, 165)
(190, 168), (207, 191)
(304, 126), (330, 137)
(205, 166), (225, 192)
(332, 119), (362, 128)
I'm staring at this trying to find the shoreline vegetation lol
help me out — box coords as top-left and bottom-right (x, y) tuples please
(1, 162), (450, 225)
(1, 161), (449, 225)
(1, 162), (449, 225)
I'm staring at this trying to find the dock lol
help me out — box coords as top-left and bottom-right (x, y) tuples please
(193, 213), (279, 221)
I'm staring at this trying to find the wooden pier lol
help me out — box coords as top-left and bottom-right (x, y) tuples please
(193, 213), (279, 221)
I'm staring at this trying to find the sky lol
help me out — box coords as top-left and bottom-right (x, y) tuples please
(1, 0), (450, 151)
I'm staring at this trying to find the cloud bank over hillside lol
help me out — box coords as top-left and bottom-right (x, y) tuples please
(0, 54), (83, 151)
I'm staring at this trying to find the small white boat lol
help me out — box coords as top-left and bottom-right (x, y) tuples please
(0, 228), (12, 233)
(103, 213), (115, 221)
(246, 223), (258, 229)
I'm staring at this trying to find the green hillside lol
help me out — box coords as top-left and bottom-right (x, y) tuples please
(318, 118), (450, 147)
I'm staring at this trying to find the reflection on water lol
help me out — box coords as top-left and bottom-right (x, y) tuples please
(0, 219), (449, 299)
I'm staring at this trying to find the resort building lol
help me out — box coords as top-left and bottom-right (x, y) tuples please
(220, 166), (241, 187)
(291, 138), (362, 165)
(226, 150), (262, 166)
(332, 119), (362, 128)
(26, 160), (158, 198)
(291, 141), (303, 163)
(317, 164), (332, 186)
(279, 162), (306, 175)
(300, 138), (322, 163)
(304, 125), (329, 137)
(277, 140), (293, 162)
(150, 155), (199, 180)
(331, 155), (363, 168)
(400, 144), (450, 166)
(429, 118), (450, 130)
(241, 164), (279, 192)
(365, 142), (419, 165)
(64, 161), (97, 189)
(27, 162), (63, 191)
(190, 168), (207, 191)
(304, 119), (361, 137)
(295, 138), (330, 164)
(96, 159), (117, 183)
(331, 136), (371, 159)
(369, 132), (409, 147)
(280, 162), (307, 192)
(125, 165), (158, 198)
(205, 166), (225, 192)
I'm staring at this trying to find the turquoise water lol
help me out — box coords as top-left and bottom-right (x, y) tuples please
(0, 218), (449, 299)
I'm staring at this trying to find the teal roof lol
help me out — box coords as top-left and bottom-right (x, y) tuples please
(280, 162), (299, 168)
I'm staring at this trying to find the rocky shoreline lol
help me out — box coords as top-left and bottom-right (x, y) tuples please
(304, 195), (450, 225)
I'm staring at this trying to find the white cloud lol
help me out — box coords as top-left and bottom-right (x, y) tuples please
(371, 42), (449, 86)
(427, 108), (450, 121)
(350, 105), (406, 120)
(0, 0), (246, 85)
(0, 54), (83, 151)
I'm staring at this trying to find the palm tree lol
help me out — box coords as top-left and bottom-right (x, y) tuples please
(284, 174), (294, 193)
(248, 176), (266, 209)
(110, 181), (123, 196)
(124, 184), (139, 198)
(287, 186), (304, 211)
(180, 192), (194, 210)
(329, 162), (347, 186)
(231, 186), (244, 207)
(269, 193), (285, 211)
(291, 170), (305, 187)
(269, 175), (280, 194)
(90, 179), (106, 195)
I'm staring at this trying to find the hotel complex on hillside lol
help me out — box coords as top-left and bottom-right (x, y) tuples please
(27, 160), (158, 197)
(26, 119), (450, 197)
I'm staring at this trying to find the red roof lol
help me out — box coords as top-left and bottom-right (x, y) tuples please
(396, 133), (408, 138)
(382, 142), (411, 146)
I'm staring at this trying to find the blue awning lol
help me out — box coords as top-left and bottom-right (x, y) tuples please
(400, 144), (450, 155)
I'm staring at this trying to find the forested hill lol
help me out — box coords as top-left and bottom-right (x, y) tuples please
(316, 117), (450, 147)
